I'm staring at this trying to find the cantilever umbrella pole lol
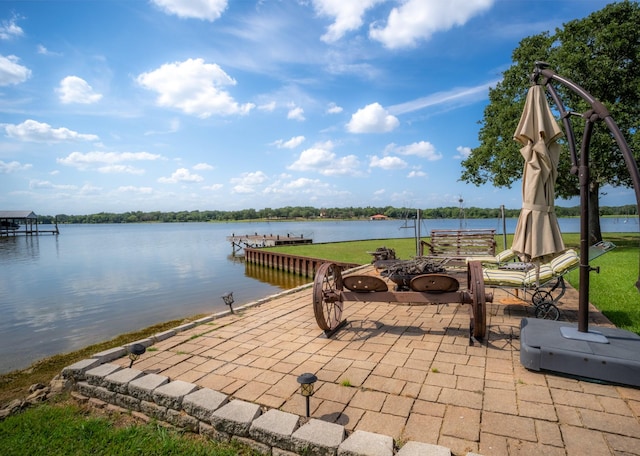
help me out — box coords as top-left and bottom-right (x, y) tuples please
(533, 62), (640, 332)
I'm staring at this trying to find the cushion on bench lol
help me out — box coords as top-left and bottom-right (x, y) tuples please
(550, 249), (579, 275)
(467, 248), (517, 265)
(482, 269), (526, 287)
(523, 264), (554, 286)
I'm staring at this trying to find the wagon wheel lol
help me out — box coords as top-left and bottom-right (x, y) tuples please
(531, 290), (552, 306)
(534, 301), (560, 320)
(313, 262), (345, 331)
(468, 261), (487, 340)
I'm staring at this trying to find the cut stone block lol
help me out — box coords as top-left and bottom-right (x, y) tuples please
(338, 430), (393, 456)
(291, 418), (345, 456)
(61, 358), (102, 381)
(128, 373), (169, 402)
(211, 399), (262, 437)
(92, 347), (127, 364)
(152, 379), (198, 409)
(85, 363), (122, 386)
(183, 388), (229, 422)
(250, 409), (300, 451)
(103, 368), (145, 394)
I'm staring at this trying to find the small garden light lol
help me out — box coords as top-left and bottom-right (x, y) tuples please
(221, 292), (234, 313)
(127, 343), (146, 368)
(296, 372), (318, 417)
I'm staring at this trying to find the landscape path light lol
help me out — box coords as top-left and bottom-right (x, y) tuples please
(296, 372), (317, 417)
(127, 343), (146, 368)
(221, 291), (234, 313)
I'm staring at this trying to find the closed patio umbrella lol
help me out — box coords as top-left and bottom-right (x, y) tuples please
(511, 84), (565, 263)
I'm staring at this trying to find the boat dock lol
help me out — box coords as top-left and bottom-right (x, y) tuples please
(227, 233), (312, 254)
(0, 210), (59, 237)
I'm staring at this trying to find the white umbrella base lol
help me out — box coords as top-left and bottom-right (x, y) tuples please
(520, 318), (640, 387)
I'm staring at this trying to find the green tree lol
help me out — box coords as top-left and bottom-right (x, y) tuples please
(460, 1), (640, 242)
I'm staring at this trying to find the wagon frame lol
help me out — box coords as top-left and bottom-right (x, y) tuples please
(312, 260), (492, 344)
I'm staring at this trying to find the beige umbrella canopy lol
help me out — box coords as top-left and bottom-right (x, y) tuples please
(511, 84), (565, 262)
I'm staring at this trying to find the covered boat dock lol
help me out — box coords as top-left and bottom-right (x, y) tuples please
(0, 210), (59, 236)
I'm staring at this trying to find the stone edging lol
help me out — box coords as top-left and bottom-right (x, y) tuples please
(62, 360), (479, 456)
(56, 269), (483, 456)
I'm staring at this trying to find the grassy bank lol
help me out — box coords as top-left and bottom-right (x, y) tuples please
(0, 316), (208, 406)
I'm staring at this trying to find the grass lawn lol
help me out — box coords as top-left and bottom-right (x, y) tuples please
(268, 232), (640, 334)
(0, 398), (258, 456)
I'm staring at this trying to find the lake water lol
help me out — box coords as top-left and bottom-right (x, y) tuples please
(0, 217), (637, 374)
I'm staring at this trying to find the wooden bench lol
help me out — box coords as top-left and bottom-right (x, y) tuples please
(420, 229), (496, 265)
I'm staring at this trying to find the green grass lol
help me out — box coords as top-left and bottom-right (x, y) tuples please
(565, 235), (640, 334)
(0, 400), (258, 456)
(269, 233), (640, 334)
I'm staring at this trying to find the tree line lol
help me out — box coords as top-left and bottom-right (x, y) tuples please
(37, 204), (638, 224)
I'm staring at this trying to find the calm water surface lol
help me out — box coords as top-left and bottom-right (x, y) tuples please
(0, 218), (636, 374)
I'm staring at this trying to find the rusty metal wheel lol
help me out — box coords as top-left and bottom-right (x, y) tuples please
(313, 262), (344, 331)
(468, 261), (487, 340)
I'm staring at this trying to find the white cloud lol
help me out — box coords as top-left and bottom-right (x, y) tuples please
(0, 17), (23, 40)
(203, 183), (223, 191)
(230, 171), (268, 194)
(0, 54), (31, 86)
(116, 186), (153, 194)
(57, 151), (162, 172)
(151, 0), (228, 21)
(455, 145), (472, 159)
(29, 179), (77, 190)
(326, 102), (343, 114)
(407, 170), (427, 178)
(385, 141), (442, 160)
(193, 163), (214, 170)
(369, 155), (407, 170)
(312, 0), (384, 43)
(288, 141), (360, 176)
(37, 44), (61, 56)
(273, 136), (305, 149)
(158, 168), (204, 183)
(258, 101), (276, 111)
(0, 160), (31, 173)
(370, 0), (494, 49)
(388, 81), (497, 115)
(137, 58), (255, 117)
(287, 106), (305, 121)
(56, 76), (103, 104)
(346, 102), (399, 133)
(4, 120), (99, 142)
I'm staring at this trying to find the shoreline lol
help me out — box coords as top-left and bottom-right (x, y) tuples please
(0, 278), (323, 406)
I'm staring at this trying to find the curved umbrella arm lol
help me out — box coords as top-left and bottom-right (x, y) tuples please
(532, 61), (640, 218)
(530, 61), (640, 334)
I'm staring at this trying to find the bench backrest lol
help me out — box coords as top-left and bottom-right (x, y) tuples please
(425, 229), (496, 257)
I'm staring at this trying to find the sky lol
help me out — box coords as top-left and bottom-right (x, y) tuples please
(0, 0), (634, 216)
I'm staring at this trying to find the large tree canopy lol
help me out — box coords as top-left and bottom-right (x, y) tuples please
(461, 1), (640, 241)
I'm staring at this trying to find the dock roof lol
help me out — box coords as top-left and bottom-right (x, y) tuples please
(0, 211), (37, 219)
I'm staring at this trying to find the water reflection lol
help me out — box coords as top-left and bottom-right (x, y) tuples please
(244, 261), (311, 289)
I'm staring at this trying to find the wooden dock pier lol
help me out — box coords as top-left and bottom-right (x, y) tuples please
(244, 247), (360, 279)
(227, 233), (312, 254)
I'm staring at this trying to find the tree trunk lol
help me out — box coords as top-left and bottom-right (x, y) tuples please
(588, 181), (602, 243)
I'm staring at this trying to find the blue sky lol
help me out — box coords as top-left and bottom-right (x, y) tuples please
(1, 0), (633, 215)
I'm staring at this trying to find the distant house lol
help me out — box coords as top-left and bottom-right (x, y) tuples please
(370, 214), (388, 220)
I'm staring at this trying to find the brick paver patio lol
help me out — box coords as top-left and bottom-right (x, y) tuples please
(112, 266), (640, 455)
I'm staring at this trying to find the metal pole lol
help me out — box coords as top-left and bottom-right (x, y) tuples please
(501, 205), (507, 250)
(416, 208), (421, 256)
(578, 119), (596, 332)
